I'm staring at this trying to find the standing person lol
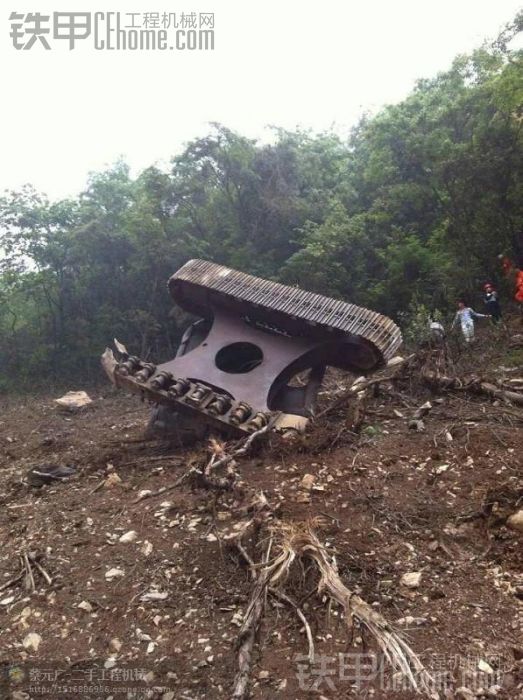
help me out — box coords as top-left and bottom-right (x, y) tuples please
(499, 254), (523, 310)
(516, 269), (523, 310)
(450, 301), (490, 344)
(483, 283), (502, 323)
(428, 316), (445, 343)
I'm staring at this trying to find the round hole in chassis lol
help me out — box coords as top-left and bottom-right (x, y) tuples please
(215, 342), (263, 374)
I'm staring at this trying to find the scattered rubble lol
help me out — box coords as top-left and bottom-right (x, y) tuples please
(1, 334), (522, 699)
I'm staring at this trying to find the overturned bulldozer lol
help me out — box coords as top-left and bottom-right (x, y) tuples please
(102, 259), (402, 441)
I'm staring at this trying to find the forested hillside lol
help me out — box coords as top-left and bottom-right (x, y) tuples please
(1, 15), (522, 388)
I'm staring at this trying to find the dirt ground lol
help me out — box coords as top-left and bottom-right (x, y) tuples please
(0, 327), (522, 700)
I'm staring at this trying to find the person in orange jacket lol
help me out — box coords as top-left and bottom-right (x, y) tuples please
(516, 269), (523, 304)
(499, 254), (523, 307)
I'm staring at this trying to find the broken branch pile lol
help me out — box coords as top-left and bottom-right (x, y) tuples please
(422, 370), (523, 406)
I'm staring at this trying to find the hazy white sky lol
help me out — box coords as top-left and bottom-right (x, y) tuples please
(1, 0), (521, 200)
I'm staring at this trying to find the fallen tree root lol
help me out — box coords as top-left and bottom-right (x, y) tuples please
(269, 587), (315, 663)
(271, 521), (434, 695)
(229, 514), (434, 699)
(191, 420), (277, 492)
(231, 538), (274, 700)
(196, 438), (246, 492)
(231, 572), (266, 700)
(133, 421), (274, 504)
(210, 419), (276, 470)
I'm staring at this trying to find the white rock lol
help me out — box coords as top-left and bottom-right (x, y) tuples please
(297, 474), (316, 503)
(478, 659), (494, 674)
(231, 611), (243, 627)
(141, 540), (153, 556)
(140, 590), (168, 602)
(435, 464), (450, 474)
(507, 510), (523, 533)
(18, 607), (32, 623)
(414, 401), (432, 419)
(54, 391), (92, 412)
(136, 628), (152, 642)
(400, 572), (422, 589)
(205, 533), (217, 542)
(77, 600), (93, 612)
(0, 596), (15, 606)
(104, 472), (122, 489)
(105, 567), (125, 580)
(109, 638), (122, 652)
(118, 530), (138, 543)
(104, 657), (117, 669)
(396, 616), (427, 626)
(23, 632), (42, 652)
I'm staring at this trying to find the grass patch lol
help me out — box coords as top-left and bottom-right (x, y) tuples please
(501, 347), (523, 367)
